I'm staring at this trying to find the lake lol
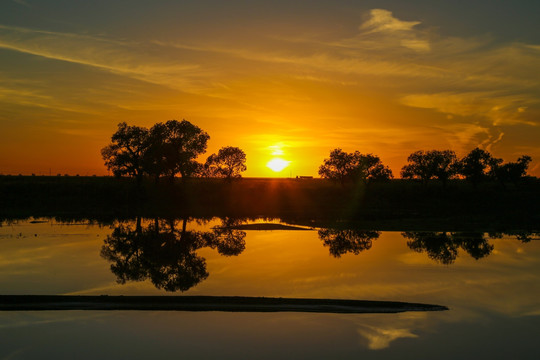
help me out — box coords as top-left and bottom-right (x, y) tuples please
(0, 218), (539, 359)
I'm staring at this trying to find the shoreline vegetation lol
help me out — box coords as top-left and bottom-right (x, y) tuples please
(1, 176), (539, 231)
(0, 295), (448, 313)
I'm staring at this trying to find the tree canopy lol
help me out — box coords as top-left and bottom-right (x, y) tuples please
(490, 155), (532, 187)
(146, 120), (209, 180)
(318, 149), (393, 183)
(101, 122), (149, 183)
(401, 150), (459, 186)
(204, 146), (247, 179)
(458, 147), (499, 187)
(102, 120), (210, 182)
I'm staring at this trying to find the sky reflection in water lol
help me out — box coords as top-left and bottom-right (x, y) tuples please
(0, 218), (539, 359)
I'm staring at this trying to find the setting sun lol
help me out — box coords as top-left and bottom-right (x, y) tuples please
(0, 1), (538, 358)
(266, 158), (290, 172)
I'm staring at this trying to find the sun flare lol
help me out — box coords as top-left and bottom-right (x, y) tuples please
(266, 158), (290, 172)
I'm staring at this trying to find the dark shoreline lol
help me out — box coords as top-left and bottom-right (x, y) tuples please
(1, 176), (539, 231)
(0, 295), (448, 313)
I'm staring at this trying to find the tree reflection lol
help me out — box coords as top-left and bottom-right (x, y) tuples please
(488, 231), (540, 243)
(101, 217), (246, 292)
(209, 218), (247, 256)
(452, 232), (494, 260)
(402, 232), (494, 265)
(318, 229), (380, 258)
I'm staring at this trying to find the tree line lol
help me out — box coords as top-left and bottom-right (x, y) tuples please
(101, 120), (247, 183)
(102, 120), (533, 186)
(401, 148), (531, 187)
(319, 147), (532, 187)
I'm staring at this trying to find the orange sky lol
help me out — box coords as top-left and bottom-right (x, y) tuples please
(1, 1), (540, 177)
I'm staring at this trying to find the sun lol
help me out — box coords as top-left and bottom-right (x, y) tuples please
(266, 158), (290, 172)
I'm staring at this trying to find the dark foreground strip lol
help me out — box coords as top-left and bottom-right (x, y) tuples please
(0, 295), (449, 313)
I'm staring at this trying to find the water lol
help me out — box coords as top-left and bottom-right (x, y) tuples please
(0, 218), (539, 359)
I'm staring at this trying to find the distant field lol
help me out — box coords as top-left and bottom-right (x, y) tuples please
(1, 175), (539, 230)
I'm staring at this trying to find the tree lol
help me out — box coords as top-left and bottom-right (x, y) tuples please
(318, 149), (354, 183)
(367, 161), (394, 182)
(318, 149), (393, 183)
(401, 150), (459, 186)
(458, 148), (498, 187)
(142, 122), (169, 182)
(204, 146), (247, 179)
(490, 155), (532, 187)
(101, 122), (150, 183)
(151, 120), (209, 180)
(102, 120), (209, 183)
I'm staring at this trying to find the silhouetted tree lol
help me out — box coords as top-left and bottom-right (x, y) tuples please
(318, 149), (352, 183)
(401, 150), (459, 187)
(318, 149), (392, 184)
(102, 120), (209, 183)
(101, 122), (150, 184)
(204, 146), (247, 179)
(368, 162), (394, 182)
(318, 228), (380, 257)
(490, 155), (532, 187)
(458, 148), (498, 187)
(142, 122), (169, 182)
(150, 120), (209, 181)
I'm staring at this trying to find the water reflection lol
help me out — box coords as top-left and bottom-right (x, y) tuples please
(2, 218), (539, 358)
(402, 232), (493, 265)
(98, 216), (539, 291)
(100, 217), (246, 292)
(314, 227), (538, 264)
(488, 231), (539, 243)
(400, 231), (539, 264)
(210, 218), (247, 256)
(318, 229), (380, 258)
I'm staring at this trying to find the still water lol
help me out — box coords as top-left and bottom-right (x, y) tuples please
(0, 218), (539, 359)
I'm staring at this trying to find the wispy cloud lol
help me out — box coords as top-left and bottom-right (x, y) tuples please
(0, 25), (207, 92)
(361, 9), (421, 33)
(358, 9), (430, 52)
(400, 92), (537, 126)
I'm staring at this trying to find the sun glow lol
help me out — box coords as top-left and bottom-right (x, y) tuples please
(266, 158), (290, 172)
(264, 143), (291, 173)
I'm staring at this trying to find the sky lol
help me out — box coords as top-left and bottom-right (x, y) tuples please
(1, 0), (540, 177)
